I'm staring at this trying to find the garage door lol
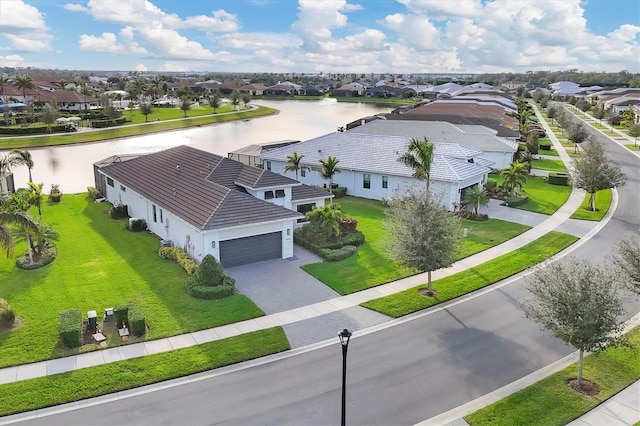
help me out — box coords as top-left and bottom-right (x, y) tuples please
(219, 231), (282, 267)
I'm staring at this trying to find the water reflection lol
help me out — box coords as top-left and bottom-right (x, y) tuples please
(3, 100), (389, 193)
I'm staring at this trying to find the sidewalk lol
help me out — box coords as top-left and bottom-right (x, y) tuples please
(567, 381), (640, 426)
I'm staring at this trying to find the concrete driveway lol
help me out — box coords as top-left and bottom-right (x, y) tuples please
(226, 246), (391, 347)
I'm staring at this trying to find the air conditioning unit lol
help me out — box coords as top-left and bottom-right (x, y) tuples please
(160, 239), (173, 248)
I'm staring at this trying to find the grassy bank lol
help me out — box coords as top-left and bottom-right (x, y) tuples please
(465, 326), (640, 426)
(0, 327), (290, 417)
(570, 189), (612, 221)
(362, 231), (577, 317)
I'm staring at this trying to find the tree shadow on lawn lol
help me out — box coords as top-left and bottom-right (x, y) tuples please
(79, 198), (264, 342)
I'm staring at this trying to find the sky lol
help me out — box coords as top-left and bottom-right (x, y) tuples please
(0, 0), (639, 74)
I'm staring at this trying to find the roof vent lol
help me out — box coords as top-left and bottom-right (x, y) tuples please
(318, 149), (322, 153)
(176, 164), (181, 171)
(172, 187), (177, 196)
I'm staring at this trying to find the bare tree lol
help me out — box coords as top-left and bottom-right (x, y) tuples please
(520, 258), (627, 389)
(385, 189), (463, 294)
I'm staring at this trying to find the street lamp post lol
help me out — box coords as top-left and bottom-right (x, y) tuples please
(338, 328), (352, 426)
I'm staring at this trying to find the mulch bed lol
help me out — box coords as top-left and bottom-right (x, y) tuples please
(419, 288), (438, 297)
(566, 378), (600, 396)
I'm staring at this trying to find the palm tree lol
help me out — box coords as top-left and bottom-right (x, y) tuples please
(0, 209), (39, 258)
(284, 151), (305, 180)
(500, 161), (529, 197)
(57, 78), (68, 90)
(319, 156), (340, 198)
(10, 149), (34, 182)
(150, 76), (164, 100)
(462, 186), (489, 215)
(305, 205), (344, 240)
(399, 137), (435, 192)
(13, 74), (35, 105)
(27, 182), (44, 220)
(179, 96), (191, 117)
(72, 76), (84, 91)
(80, 84), (93, 111)
(0, 193), (41, 261)
(0, 76), (8, 105)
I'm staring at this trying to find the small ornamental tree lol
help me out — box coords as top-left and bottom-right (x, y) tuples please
(139, 101), (153, 122)
(571, 138), (627, 211)
(628, 124), (640, 147)
(196, 254), (225, 286)
(179, 96), (191, 117)
(567, 122), (589, 154)
(520, 259), (627, 389)
(612, 230), (640, 295)
(186, 254), (235, 300)
(385, 189), (463, 294)
(526, 130), (539, 155)
(462, 186), (489, 215)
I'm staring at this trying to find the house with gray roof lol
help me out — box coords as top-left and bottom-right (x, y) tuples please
(261, 132), (491, 209)
(94, 145), (331, 267)
(349, 120), (518, 169)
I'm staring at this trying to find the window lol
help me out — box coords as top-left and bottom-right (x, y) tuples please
(265, 161), (272, 171)
(120, 185), (126, 192)
(107, 177), (114, 187)
(275, 189), (285, 198)
(153, 205), (157, 223)
(264, 190), (274, 200)
(363, 173), (371, 189)
(382, 175), (388, 189)
(159, 208), (163, 223)
(301, 169), (306, 178)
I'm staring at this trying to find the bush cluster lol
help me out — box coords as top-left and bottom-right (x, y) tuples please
(294, 229), (363, 261)
(331, 186), (348, 198)
(456, 210), (489, 221)
(58, 308), (82, 348)
(339, 217), (358, 234)
(87, 187), (102, 200)
(113, 304), (129, 326)
(0, 124), (66, 135)
(15, 246), (57, 270)
(110, 204), (128, 219)
(158, 246), (197, 275)
(91, 116), (127, 128)
(319, 245), (357, 261)
(505, 196), (529, 207)
(128, 304), (146, 336)
(548, 172), (570, 186)
(539, 141), (552, 150)
(128, 218), (148, 232)
(185, 254), (236, 300)
(0, 298), (16, 325)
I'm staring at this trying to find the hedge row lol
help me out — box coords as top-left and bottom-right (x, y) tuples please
(158, 246), (197, 275)
(91, 116), (127, 128)
(58, 309), (82, 348)
(294, 230), (364, 261)
(539, 141), (552, 150)
(186, 276), (236, 300)
(319, 245), (357, 261)
(548, 172), (570, 186)
(128, 304), (146, 337)
(0, 124), (67, 135)
(505, 196), (529, 207)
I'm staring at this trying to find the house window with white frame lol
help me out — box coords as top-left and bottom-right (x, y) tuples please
(107, 177), (114, 187)
(301, 169), (306, 178)
(363, 173), (371, 189)
(382, 175), (388, 189)
(265, 161), (272, 171)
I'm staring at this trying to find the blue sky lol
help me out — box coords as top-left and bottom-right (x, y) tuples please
(1, 0), (639, 73)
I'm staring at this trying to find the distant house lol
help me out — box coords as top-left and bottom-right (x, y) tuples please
(261, 132), (491, 209)
(331, 84), (365, 97)
(238, 83), (267, 96)
(301, 85), (324, 96)
(0, 171), (15, 197)
(365, 85), (408, 98)
(94, 145), (331, 267)
(36, 89), (99, 112)
(228, 140), (301, 168)
(263, 84), (297, 96)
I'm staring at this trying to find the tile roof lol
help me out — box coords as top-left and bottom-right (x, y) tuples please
(99, 145), (302, 230)
(262, 132), (490, 183)
(292, 185), (334, 202)
(350, 120), (519, 152)
(396, 101), (519, 131)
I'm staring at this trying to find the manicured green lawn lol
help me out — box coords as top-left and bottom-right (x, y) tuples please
(121, 103), (236, 124)
(530, 158), (566, 172)
(0, 106), (275, 150)
(570, 189), (612, 221)
(625, 144), (640, 151)
(303, 197), (530, 295)
(362, 231), (578, 317)
(0, 327), (290, 417)
(489, 175), (572, 215)
(465, 326), (640, 426)
(0, 195), (264, 368)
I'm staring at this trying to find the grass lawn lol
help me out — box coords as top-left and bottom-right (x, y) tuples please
(362, 231), (578, 317)
(0, 106), (275, 150)
(0, 195), (264, 368)
(0, 327), (290, 417)
(465, 326), (640, 426)
(570, 189), (612, 221)
(530, 158), (566, 172)
(489, 175), (572, 215)
(625, 144), (640, 151)
(121, 104), (237, 124)
(539, 149), (559, 157)
(302, 197), (530, 295)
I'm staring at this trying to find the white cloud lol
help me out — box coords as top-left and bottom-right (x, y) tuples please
(136, 25), (217, 60)
(217, 32), (302, 50)
(0, 0), (52, 52)
(133, 63), (149, 72)
(0, 54), (25, 67)
(79, 33), (124, 54)
(63, 3), (88, 12)
(379, 13), (440, 50)
(397, 0), (484, 19)
(291, 0), (354, 51)
(182, 10), (240, 32)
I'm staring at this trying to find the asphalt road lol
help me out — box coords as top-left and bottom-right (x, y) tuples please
(14, 110), (640, 426)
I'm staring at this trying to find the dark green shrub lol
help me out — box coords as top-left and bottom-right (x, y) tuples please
(505, 196), (529, 207)
(128, 218), (147, 232)
(195, 254), (224, 286)
(113, 304), (129, 326)
(0, 298), (16, 325)
(332, 186), (347, 198)
(339, 217), (358, 234)
(484, 180), (497, 189)
(110, 204), (128, 219)
(128, 304), (146, 336)
(87, 187), (101, 200)
(186, 278), (235, 300)
(319, 245), (357, 261)
(58, 309), (82, 348)
(0, 124), (66, 135)
(16, 246), (57, 270)
(548, 172), (570, 186)
(91, 116), (127, 128)
(158, 246), (178, 261)
(342, 230), (365, 246)
(539, 141), (552, 150)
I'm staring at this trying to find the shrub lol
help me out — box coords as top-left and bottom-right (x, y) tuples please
(339, 217), (358, 234)
(319, 245), (357, 261)
(15, 246), (57, 270)
(158, 246), (197, 275)
(128, 218), (147, 232)
(332, 186), (348, 198)
(195, 254), (224, 286)
(0, 124), (67, 135)
(186, 277), (236, 300)
(90, 116), (127, 128)
(128, 304), (146, 336)
(539, 141), (552, 150)
(113, 304), (129, 326)
(607, 115), (622, 126)
(87, 187), (101, 200)
(0, 298), (16, 325)
(342, 230), (365, 246)
(548, 172), (570, 186)
(505, 196), (529, 207)
(110, 204), (128, 219)
(58, 309), (82, 348)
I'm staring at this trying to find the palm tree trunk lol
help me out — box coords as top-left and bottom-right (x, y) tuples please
(28, 168), (33, 183)
(26, 233), (34, 264)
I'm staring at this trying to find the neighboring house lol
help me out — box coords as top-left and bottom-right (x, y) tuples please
(0, 172), (15, 197)
(228, 140), (300, 167)
(348, 120), (518, 169)
(261, 132), (491, 209)
(603, 96), (640, 115)
(238, 83), (267, 96)
(94, 145), (331, 267)
(263, 84), (297, 96)
(331, 84), (365, 97)
(301, 85), (324, 96)
(36, 89), (99, 111)
(549, 81), (581, 96)
(365, 85), (409, 98)
(500, 81), (526, 91)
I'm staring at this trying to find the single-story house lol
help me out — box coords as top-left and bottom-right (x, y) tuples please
(94, 145), (331, 267)
(0, 171), (15, 197)
(331, 84), (365, 97)
(228, 140), (300, 167)
(261, 132), (491, 209)
(349, 120), (518, 169)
